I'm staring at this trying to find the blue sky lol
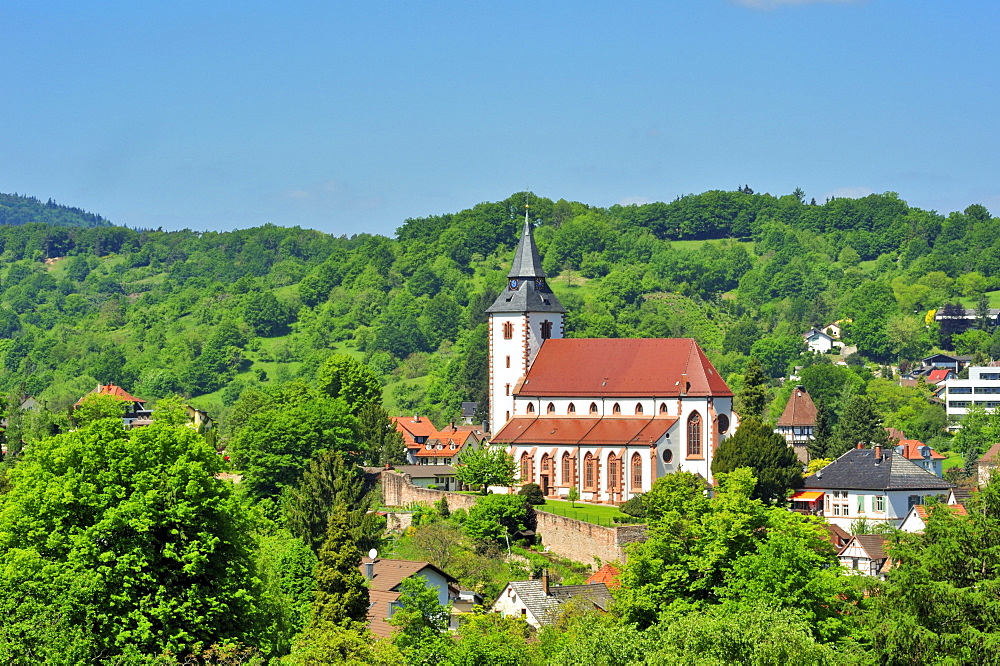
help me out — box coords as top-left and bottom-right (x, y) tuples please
(2, 1), (998, 236)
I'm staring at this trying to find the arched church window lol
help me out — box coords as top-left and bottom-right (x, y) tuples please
(660, 402), (668, 414)
(541, 453), (550, 473)
(584, 453), (595, 490)
(547, 402), (555, 414)
(631, 453), (643, 490)
(526, 403), (535, 414)
(520, 452), (532, 482)
(608, 455), (620, 490)
(687, 411), (702, 457)
(562, 452), (572, 484)
(502, 321), (514, 340)
(612, 403), (621, 414)
(590, 402), (598, 414)
(567, 402), (576, 414)
(635, 403), (643, 415)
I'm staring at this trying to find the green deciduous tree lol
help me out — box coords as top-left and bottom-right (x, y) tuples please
(390, 576), (452, 664)
(711, 418), (803, 503)
(316, 354), (382, 413)
(464, 494), (528, 548)
(0, 419), (264, 662)
(454, 445), (517, 494)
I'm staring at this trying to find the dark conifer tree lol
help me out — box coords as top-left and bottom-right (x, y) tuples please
(739, 358), (770, 420)
(309, 504), (369, 628)
(829, 395), (890, 459)
(711, 417), (802, 503)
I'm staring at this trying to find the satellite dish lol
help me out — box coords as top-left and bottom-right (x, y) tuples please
(368, 548), (378, 560)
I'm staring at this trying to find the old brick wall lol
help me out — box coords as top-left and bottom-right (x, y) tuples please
(381, 471), (646, 567)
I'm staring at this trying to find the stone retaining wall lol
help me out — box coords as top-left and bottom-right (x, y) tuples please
(380, 470), (645, 567)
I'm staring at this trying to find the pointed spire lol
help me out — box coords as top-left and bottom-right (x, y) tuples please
(507, 208), (546, 279)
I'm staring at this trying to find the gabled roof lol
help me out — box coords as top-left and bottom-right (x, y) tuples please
(515, 338), (732, 398)
(896, 439), (945, 461)
(841, 534), (888, 561)
(366, 590), (400, 638)
(776, 386), (817, 427)
(913, 503), (967, 520)
(584, 564), (621, 589)
(492, 416), (676, 446)
(392, 416), (439, 440)
(803, 448), (954, 492)
(548, 584), (615, 611)
(75, 383), (145, 407)
(927, 368), (954, 384)
(804, 328), (834, 341)
(503, 580), (614, 626)
(821, 522), (851, 549)
(981, 442), (1000, 464)
(361, 558), (458, 593)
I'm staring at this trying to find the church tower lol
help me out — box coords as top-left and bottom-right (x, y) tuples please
(485, 208), (566, 434)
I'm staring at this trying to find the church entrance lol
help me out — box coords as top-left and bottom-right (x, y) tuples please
(540, 475), (549, 496)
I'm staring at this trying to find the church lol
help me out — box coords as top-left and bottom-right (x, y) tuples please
(487, 216), (738, 504)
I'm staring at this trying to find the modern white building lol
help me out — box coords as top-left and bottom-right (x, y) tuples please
(943, 366), (1000, 417)
(486, 215), (737, 503)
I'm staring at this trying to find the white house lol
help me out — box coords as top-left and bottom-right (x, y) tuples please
(801, 446), (954, 531)
(898, 502), (968, 533)
(943, 366), (1000, 417)
(837, 534), (889, 578)
(491, 571), (614, 629)
(803, 328), (839, 354)
(487, 215), (737, 503)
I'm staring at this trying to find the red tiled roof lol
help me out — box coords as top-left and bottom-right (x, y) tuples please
(366, 589), (400, 638)
(516, 339), (732, 398)
(927, 368), (953, 384)
(392, 416), (440, 447)
(584, 564), (621, 588)
(981, 442), (1000, 464)
(776, 386), (817, 427)
(74, 384), (145, 407)
(361, 558), (457, 593)
(492, 416), (677, 446)
(914, 503), (967, 519)
(897, 439), (945, 460)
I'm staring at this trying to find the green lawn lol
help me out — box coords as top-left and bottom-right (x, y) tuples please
(958, 290), (1000, 308)
(942, 450), (964, 471)
(538, 499), (634, 527)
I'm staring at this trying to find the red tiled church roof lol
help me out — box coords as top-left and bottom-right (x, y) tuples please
(776, 386), (817, 427)
(516, 338), (731, 398)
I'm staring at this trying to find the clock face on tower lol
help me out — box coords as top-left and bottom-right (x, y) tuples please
(509, 278), (519, 290)
(534, 277), (545, 289)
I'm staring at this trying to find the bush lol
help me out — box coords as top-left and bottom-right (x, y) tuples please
(620, 494), (646, 518)
(612, 515), (645, 524)
(518, 483), (546, 505)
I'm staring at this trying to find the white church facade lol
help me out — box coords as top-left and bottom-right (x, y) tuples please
(486, 216), (738, 504)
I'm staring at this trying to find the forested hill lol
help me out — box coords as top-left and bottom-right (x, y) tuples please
(0, 192), (112, 228)
(0, 188), (997, 442)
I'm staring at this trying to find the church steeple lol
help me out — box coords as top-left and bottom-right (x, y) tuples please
(486, 203), (567, 434)
(486, 208), (566, 315)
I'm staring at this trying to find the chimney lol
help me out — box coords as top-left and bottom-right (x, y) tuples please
(857, 442), (864, 450)
(680, 374), (688, 396)
(364, 560), (375, 581)
(541, 569), (549, 595)
(413, 414), (419, 423)
(874, 445), (883, 463)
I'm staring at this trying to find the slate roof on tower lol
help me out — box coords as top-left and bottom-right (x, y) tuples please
(514, 338), (732, 398)
(777, 386), (817, 427)
(485, 217), (565, 314)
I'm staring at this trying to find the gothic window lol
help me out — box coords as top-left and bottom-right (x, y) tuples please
(635, 403), (643, 415)
(520, 452), (532, 482)
(502, 321), (514, 339)
(541, 453), (551, 473)
(659, 402), (668, 414)
(567, 402), (576, 414)
(608, 456), (620, 490)
(631, 453), (643, 490)
(541, 320), (553, 339)
(562, 452), (572, 484)
(612, 403), (621, 414)
(547, 402), (556, 414)
(687, 411), (702, 457)
(584, 453), (595, 490)
(590, 402), (598, 414)
(526, 403), (535, 414)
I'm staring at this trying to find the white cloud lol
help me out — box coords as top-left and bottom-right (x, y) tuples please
(617, 196), (653, 206)
(823, 186), (874, 200)
(731, 0), (863, 10)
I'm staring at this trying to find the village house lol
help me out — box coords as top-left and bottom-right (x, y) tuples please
(774, 385), (817, 464)
(487, 215), (737, 502)
(74, 384), (154, 428)
(979, 442), (1000, 487)
(898, 502), (968, 533)
(803, 328), (839, 354)
(801, 446), (954, 531)
(360, 556), (459, 638)
(491, 570), (615, 629)
(391, 415), (483, 465)
(894, 439), (945, 477)
(837, 534), (890, 579)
